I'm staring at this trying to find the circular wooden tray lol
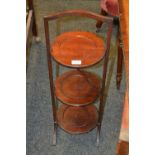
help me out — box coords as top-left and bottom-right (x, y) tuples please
(51, 31), (105, 68)
(55, 70), (101, 106)
(57, 104), (98, 134)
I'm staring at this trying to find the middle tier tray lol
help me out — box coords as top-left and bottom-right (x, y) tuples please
(55, 70), (101, 106)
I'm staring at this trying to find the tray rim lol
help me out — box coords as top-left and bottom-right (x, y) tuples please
(54, 70), (101, 106)
(51, 31), (106, 68)
(57, 104), (99, 134)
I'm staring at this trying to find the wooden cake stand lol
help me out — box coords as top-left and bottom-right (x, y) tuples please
(44, 10), (113, 146)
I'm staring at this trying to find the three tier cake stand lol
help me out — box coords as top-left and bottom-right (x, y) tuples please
(44, 10), (113, 146)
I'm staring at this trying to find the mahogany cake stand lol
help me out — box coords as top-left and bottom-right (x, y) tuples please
(52, 32), (103, 134)
(44, 10), (113, 146)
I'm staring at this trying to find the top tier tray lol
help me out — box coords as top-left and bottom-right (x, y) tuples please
(51, 31), (105, 68)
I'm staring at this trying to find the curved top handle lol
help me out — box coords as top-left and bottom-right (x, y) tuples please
(44, 9), (113, 23)
(44, 10), (113, 66)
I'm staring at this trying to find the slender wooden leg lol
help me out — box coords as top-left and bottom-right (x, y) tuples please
(97, 23), (113, 146)
(116, 25), (123, 89)
(96, 55), (108, 146)
(44, 19), (57, 145)
(96, 9), (108, 31)
(48, 59), (57, 146)
(52, 122), (57, 145)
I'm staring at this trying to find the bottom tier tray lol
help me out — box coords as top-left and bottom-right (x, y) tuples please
(57, 104), (98, 134)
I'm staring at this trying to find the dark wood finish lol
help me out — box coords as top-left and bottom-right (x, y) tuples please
(96, 10), (108, 30)
(26, 0), (39, 71)
(97, 22), (113, 146)
(96, 5), (122, 88)
(27, 0), (38, 37)
(52, 31), (105, 68)
(44, 19), (57, 145)
(55, 70), (101, 106)
(117, 140), (129, 155)
(116, 27), (123, 89)
(44, 10), (113, 145)
(44, 10), (113, 23)
(26, 10), (33, 49)
(57, 104), (98, 134)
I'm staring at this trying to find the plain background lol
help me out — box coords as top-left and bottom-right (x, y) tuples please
(0, 0), (155, 154)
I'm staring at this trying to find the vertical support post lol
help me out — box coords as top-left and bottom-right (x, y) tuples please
(116, 24), (123, 89)
(44, 18), (57, 145)
(97, 22), (113, 146)
(27, 0), (38, 37)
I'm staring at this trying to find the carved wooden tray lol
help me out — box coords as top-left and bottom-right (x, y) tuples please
(57, 104), (98, 134)
(54, 70), (101, 106)
(51, 31), (105, 68)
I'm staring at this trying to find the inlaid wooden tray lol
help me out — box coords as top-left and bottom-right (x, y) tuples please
(55, 70), (101, 106)
(51, 31), (105, 68)
(57, 104), (98, 134)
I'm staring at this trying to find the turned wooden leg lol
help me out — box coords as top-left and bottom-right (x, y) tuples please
(116, 27), (123, 89)
(96, 9), (108, 30)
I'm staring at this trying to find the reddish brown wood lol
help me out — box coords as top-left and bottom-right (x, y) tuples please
(57, 104), (98, 134)
(116, 140), (129, 155)
(117, 0), (129, 139)
(51, 31), (105, 68)
(44, 10), (113, 145)
(96, 9), (108, 30)
(118, 0), (129, 85)
(116, 0), (129, 154)
(96, 22), (113, 146)
(44, 18), (57, 145)
(55, 70), (101, 106)
(44, 10), (113, 23)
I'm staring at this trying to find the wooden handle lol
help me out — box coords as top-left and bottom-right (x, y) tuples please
(44, 9), (113, 23)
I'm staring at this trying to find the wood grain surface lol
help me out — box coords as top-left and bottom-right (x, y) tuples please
(57, 104), (98, 134)
(55, 70), (101, 106)
(117, 0), (129, 154)
(51, 31), (105, 68)
(119, 0), (129, 84)
(118, 0), (129, 138)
